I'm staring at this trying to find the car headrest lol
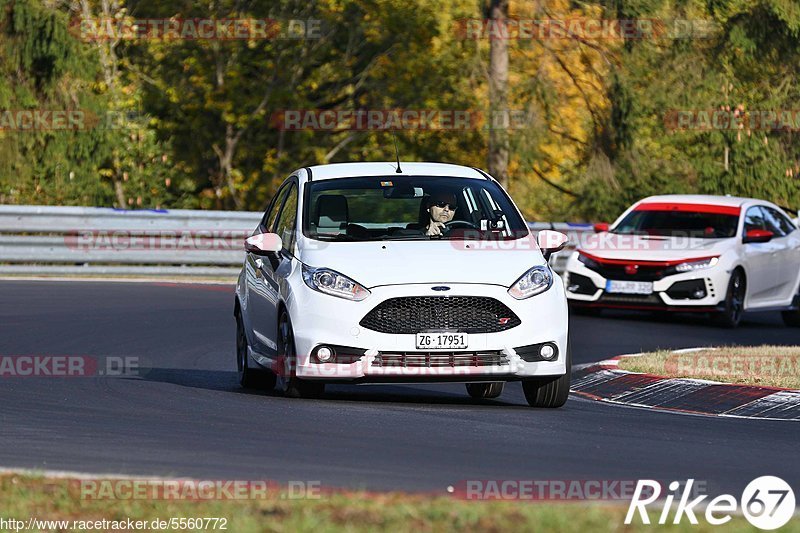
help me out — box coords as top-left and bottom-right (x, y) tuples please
(316, 194), (349, 230)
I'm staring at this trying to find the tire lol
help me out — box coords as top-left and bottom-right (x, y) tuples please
(712, 269), (745, 328)
(466, 382), (505, 399)
(521, 345), (571, 408)
(236, 311), (277, 390)
(277, 310), (325, 399)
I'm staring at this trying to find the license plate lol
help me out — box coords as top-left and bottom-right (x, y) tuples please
(415, 332), (468, 350)
(606, 280), (654, 295)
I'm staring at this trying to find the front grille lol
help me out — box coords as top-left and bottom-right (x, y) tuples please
(588, 264), (668, 281)
(599, 293), (662, 305)
(359, 296), (521, 334)
(372, 351), (508, 368)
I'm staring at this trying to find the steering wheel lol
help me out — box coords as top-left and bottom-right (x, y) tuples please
(443, 220), (480, 231)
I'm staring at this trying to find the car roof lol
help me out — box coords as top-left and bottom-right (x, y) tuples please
(300, 162), (489, 181)
(636, 194), (763, 208)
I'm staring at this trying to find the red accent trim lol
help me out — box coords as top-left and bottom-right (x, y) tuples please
(578, 250), (719, 268)
(634, 202), (741, 216)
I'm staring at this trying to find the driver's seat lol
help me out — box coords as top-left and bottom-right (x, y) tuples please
(406, 195), (431, 231)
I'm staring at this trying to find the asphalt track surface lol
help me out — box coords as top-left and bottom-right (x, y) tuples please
(1, 280), (798, 495)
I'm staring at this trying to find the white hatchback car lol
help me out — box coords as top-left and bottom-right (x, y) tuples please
(234, 162), (571, 407)
(564, 195), (800, 327)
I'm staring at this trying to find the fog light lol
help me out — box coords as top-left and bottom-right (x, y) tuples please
(692, 289), (705, 299)
(316, 346), (334, 363)
(540, 344), (556, 360)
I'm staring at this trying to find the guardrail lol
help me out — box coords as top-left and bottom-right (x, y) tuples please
(0, 205), (590, 278)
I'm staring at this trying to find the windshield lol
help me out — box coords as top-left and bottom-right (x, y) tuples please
(613, 204), (740, 239)
(302, 176), (528, 241)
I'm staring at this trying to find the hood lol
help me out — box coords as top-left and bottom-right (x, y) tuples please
(297, 236), (545, 288)
(578, 233), (731, 262)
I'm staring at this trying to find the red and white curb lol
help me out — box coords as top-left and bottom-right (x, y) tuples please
(571, 349), (800, 421)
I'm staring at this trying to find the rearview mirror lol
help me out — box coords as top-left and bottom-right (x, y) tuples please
(245, 233), (282, 254)
(383, 185), (423, 199)
(743, 229), (774, 244)
(537, 230), (569, 260)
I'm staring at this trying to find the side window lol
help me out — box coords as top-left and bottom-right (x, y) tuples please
(274, 184), (298, 253)
(764, 207), (795, 236)
(743, 206), (766, 233)
(260, 185), (289, 233)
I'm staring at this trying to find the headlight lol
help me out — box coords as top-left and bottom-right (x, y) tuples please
(508, 265), (553, 299)
(302, 265), (370, 301)
(577, 252), (600, 270)
(675, 257), (719, 273)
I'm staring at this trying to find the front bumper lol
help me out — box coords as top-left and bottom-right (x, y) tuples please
(564, 255), (727, 311)
(287, 278), (569, 382)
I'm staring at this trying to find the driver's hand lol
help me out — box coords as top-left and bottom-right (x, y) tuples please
(426, 222), (445, 236)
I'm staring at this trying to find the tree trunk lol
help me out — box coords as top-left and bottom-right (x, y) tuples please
(212, 124), (243, 210)
(487, 0), (509, 188)
(113, 178), (126, 208)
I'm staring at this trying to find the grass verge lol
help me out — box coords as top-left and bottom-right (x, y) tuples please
(0, 473), (782, 532)
(617, 346), (800, 389)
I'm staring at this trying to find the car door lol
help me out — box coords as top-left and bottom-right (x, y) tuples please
(741, 206), (780, 306)
(250, 180), (299, 358)
(244, 182), (291, 357)
(762, 206), (800, 303)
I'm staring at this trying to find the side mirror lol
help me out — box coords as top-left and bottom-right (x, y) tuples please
(593, 222), (609, 233)
(245, 233), (282, 255)
(537, 230), (569, 260)
(743, 229), (774, 244)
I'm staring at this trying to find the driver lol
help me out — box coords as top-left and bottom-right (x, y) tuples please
(424, 191), (457, 236)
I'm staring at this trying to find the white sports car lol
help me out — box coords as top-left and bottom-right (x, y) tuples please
(564, 195), (800, 327)
(235, 162), (571, 407)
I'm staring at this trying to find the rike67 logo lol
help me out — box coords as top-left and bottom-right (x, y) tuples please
(626, 477), (795, 530)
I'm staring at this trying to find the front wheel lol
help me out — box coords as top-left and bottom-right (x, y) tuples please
(277, 310), (325, 399)
(521, 345), (571, 408)
(466, 382), (505, 399)
(712, 270), (745, 328)
(236, 312), (277, 390)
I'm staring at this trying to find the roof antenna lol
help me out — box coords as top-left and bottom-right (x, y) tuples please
(392, 132), (402, 174)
